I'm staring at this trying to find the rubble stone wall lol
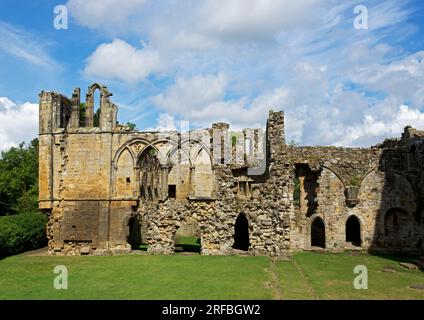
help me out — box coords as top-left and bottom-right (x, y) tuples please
(39, 84), (424, 256)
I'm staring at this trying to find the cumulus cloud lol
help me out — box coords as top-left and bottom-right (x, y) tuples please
(74, 0), (422, 147)
(84, 39), (161, 83)
(335, 105), (424, 146)
(0, 98), (38, 152)
(152, 73), (297, 130)
(152, 48), (424, 147)
(0, 97), (15, 111)
(350, 51), (424, 107)
(152, 74), (228, 114)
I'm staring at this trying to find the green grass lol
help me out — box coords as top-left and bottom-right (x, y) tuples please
(0, 251), (423, 300)
(281, 251), (424, 300)
(174, 236), (201, 253)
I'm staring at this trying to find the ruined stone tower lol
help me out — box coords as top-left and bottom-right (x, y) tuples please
(39, 84), (424, 256)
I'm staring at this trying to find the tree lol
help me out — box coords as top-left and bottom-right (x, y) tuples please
(93, 108), (100, 127)
(126, 122), (137, 131)
(0, 139), (39, 216)
(79, 103), (86, 127)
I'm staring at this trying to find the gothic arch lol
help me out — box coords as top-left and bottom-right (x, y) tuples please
(113, 138), (158, 167)
(166, 142), (193, 167)
(321, 165), (345, 188)
(84, 83), (112, 127)
(358, 167), (378, 187)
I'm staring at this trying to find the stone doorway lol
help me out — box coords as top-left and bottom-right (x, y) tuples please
(233, 213), (249, 251)
(311, 217), (325, 248)
(346, 215), (361, 246)
(128, 216), (142, 250)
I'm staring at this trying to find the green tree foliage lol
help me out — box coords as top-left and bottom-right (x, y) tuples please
(0, 213), (47, 257)
(231, 135), (237, 147)
(93, 108), (100, 127)
(80, 103), (101, 127)
(126, 122), (137, 131)
(79, 103), (86, 127)
(350, 175), (360, 186)
(0, 139), (39, 216)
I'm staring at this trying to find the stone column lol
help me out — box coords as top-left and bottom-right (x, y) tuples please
(85, 92), (94, 127)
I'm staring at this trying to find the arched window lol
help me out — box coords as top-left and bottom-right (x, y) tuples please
(311, 217), (325, 248)
(93, 88), (101, 127)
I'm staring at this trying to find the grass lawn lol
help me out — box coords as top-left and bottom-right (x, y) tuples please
(0, 251), (423, 300)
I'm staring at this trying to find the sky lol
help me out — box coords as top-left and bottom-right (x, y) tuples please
(0, 0), (424, 151)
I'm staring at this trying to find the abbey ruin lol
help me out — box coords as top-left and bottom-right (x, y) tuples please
(38, 84), (424, 256)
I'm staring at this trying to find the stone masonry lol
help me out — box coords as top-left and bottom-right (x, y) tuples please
(39, 84), (424, 256)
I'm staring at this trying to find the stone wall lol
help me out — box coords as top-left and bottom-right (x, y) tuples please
(39, 84), (424, 256)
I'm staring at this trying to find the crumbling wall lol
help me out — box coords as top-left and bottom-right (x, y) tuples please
(40, 84), (424, 256)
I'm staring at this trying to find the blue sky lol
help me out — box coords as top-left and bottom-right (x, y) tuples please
(0, 0), (424, 151)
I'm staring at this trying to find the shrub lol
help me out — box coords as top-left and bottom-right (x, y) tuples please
(0, 213), (48, 257)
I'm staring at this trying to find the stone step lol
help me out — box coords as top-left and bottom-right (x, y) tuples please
(399, 262), (419, 270)
(232, 249), (250, 256)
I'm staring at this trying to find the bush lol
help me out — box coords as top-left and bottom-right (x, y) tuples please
(0, 213), (48, 257)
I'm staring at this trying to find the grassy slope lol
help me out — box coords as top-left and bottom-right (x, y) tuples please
(0, 251), (423, 300)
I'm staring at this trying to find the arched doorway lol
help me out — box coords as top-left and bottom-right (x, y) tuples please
(346, 215), (361, 246)
(233, 213), (249, 251)
(311, 217), (325, 248)
(128, 216), (142, 250)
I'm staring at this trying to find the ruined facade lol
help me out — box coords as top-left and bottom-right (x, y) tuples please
(39, 84), (424, 256)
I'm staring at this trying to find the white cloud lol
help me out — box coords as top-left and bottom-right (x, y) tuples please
(74, 0), (423, 147)
(152, 73), (228, 114)
(67, 0), (147, 32)
(350, 51), (424, 107)
(152, 73), (297, 130)
(152, 47), (424, 147)
(156, 113), (177, 131)
(0, 98), (38, 152)
(84, 39), (161, 83)
(335, 105), (424, 146)
(0, 97), (15, 111)
(0, 21), (60, 68)
(196, 0), (324, 42)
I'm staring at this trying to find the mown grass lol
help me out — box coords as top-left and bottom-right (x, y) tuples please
(282, 251), (424, 300)
(0, 251), (423, 300)
(174, 236), (201, 253)
(0, 254), (271, 300)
